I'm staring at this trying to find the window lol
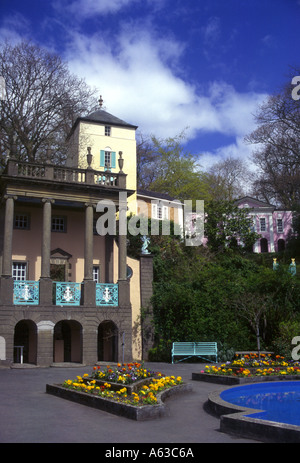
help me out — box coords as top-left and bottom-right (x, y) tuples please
(105, 126), (111, 136)
(105, 151), (111, 167)
(12, 262), (27, 280)
(152, 203), (169, 220)
(14, 213), (30, 229)
(100, 150), (116, 169)
(51, 216), (66, 232)
(93, 266), (100, 283)
(277, 218), (283, 233)
(260, 217), (266, 232)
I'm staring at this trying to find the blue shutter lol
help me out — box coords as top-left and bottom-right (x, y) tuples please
(100, 150), (105, 167)
(111, 151), (116, 169)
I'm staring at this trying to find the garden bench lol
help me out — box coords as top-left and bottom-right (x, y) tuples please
(172, 342), (218, 364)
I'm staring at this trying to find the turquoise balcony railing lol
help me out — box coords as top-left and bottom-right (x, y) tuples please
(55, 282), (81, 306)
(96, 283), (118, 307)
(13, 280), (39, 305)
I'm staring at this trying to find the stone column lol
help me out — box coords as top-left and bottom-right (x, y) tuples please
(0, 195), (16, 304)
(82, 202), (95, 306)
(37, 321), (55, 367)
(39, 198), (54, 305)
(105, 234), (114, 283)
(118, 194), (127, 281)
(84, 203), (94, 281)
(140, 255), (154, 360)
(118, 193), (130, 306)
(2, 195), (16, 277)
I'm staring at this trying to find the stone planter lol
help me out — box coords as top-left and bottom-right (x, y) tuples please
(192, 372), (300, 385)
(46, 382), (193, 421)
(228, 366), (290, 374)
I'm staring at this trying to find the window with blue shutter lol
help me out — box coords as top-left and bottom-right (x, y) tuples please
(100, 150), (105, 167)
(111, 151), (116, 169)
(100, 150), (116, 169)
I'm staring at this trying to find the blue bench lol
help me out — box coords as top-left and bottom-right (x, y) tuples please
(172, 342), (218, 364)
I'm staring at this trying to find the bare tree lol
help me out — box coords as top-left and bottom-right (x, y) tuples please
(0, 40), (98, 168)
(206, 156), (254, 201)
(234, 293), (270, 358)
(245, 67), (300, 208)
(136, 132), (160, 189)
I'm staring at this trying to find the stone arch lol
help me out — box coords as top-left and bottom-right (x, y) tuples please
(98, 320), (118, 362)
(14, 320), (37, 364)
(260, 238), (268, 253)
(277, 238), (285, 252)
(53, 320), (82, 363)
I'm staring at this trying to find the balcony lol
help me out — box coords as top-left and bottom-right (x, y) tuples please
(4, 157), (126, 189)
(96, 283), (119, 306)
(12, 281), (119, 307)
(13, 280), (39, 305)
(55, 282), (81, 306)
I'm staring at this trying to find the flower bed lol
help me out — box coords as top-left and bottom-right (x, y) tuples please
(46, 363), (192, 420)
(192, 354), (300, 385)
(86, 362), (159, 393)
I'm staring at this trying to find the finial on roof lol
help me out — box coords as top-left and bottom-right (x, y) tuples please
(99, 95), (104, 109)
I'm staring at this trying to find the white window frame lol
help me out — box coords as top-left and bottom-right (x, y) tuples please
(260, 217), (266, 232)
(105, 126), (111, 136)
(93, 266), (100, 283)
(104, 151), (111, 168)
(152, 202), (169, 220)
(12, 262), (27, 281)
(277, 218), (283, 233)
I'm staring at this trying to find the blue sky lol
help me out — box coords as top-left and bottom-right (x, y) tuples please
(0, 0), (299, 169)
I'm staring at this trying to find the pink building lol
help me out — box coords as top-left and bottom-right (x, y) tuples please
(236, 197), (294, 253)
(185, 196), (294, 253)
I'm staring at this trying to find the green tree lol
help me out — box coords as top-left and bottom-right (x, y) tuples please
(136, 132), (211, 202)
(204, 200), (260, 252)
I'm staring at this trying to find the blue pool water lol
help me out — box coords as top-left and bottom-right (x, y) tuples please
(220, 382), (300, 426)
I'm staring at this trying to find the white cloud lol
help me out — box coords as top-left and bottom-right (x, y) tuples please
(198, 136), (257, 171)
(63, 26), (267, 146)
(0, 12), (31, 45)
(202, 16), (221, 45)
(0, 8), (268, 170)
(53, 0), (138, 19)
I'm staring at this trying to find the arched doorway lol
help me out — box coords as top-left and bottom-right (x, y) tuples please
(277, 239), (285, 252)
(260, 238), (268, 253)
(14, 320), (37, 364)
(98, 321), (118, 362)
(53, 320), (82, 363)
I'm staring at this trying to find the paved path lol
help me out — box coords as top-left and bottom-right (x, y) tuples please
(0, 362), (259, 444)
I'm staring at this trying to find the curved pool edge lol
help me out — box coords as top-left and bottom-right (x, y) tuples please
(207, 385), (300, 443)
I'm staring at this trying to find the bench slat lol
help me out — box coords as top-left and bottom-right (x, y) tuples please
(172, 342), (217, 364)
